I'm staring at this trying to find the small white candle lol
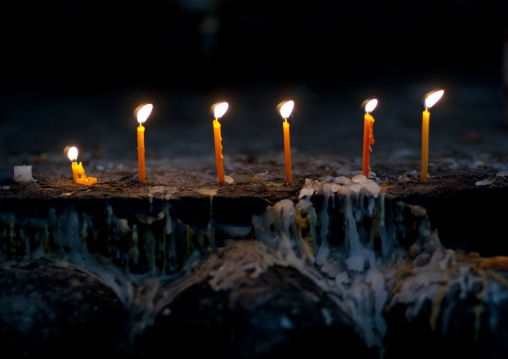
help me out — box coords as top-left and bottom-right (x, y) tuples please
(14, 165), (34, 183)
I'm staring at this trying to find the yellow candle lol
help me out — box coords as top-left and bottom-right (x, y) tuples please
(421, 109), (430, 182)
(137, 124), (146, 183)
(67, 146), (97, 185)
(283, 120), (292, 183)
(420, 90), (444, 183)
(213, 118), (224, 186)
(279, 100), (294, 183)
(71, 160), (80, 183)
(362, 99), (377, 178)
(212, 102), (229, 186)
(135, 104), (153, 184)
(76, 162), (97, 185)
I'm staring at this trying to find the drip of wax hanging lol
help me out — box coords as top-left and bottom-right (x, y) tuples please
(279, 100), (294, 183)
(136, 104), (153, 184)
(362, 99), (377, 177)
(67, 146), (97, 185)
(421, 90), (444, 183)
(212, 102), (228, 186)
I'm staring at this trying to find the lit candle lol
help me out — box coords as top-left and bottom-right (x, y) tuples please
(278, 100), (295, 183)
(212, 102), (229, 186)
(67, 146), (97, 185)
(421, 90), (444, 183)
(362, 99), (378, 177)
(136, 104), (153, 184)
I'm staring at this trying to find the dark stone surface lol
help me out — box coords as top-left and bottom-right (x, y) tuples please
(384, 275), (508, 359)
(1, 174), (508, 357)
(139, 264), (375, 359)
(0, 261), (127, 359)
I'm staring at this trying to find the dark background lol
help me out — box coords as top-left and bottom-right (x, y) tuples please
(1, 0), (507, 167)
(1, 0), (506, 95)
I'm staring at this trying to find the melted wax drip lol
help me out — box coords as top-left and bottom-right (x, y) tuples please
(1, 175), (508, 351)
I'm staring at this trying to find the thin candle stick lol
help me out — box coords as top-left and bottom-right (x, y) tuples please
(213, 118), (225, 186)
(278, 100), (294, 184)
(212, 102), (229, 186)
(421, 109), (430, 182)
(420, 90), (444, 183)
(362, 99), (377, 178)
(137, 123), (146, 183)
(135, 104), (153, 184)
(283, 118), (292, 183)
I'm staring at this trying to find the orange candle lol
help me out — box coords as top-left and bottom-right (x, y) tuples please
(213, 119), (224, 186)
(71, 161), (80, 183)
(421, 90), (444, 183)
(362, 99), (377, 177)
(421, 109), (430, 182)
(135, 104), (153, 184)
(67, 146), (97, 185)
(212, 102), (229, 186)
(137, 124), (145, 183)
(279, 100), (294, 183)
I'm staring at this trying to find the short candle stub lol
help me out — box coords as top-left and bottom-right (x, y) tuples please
(66, 146), (97, 185)
(14, 165), (35, 183)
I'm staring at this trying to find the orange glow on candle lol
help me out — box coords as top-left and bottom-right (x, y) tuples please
(362, 99), (377, 177)
(421, 90), (444, 182)
(67, 146), (97, 185)
(278, 100), (294, 183)
(212, 102), (228, 186)
(136, 104), (153, 184)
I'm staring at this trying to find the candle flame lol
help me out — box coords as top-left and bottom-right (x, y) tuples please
(212, 102), (229, 119)
(425, 90), (444, 109)
(364, 99), (378, 113)
(67, 146), (78, 162)
(136, 104), (153, 124)
(279, 100), (294, 119)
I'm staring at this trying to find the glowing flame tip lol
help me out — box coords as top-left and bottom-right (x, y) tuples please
(136, 103), (153, 124)
(213, 102), (229, 119)
(67, 146), (78, 162)
(279, 100), (294, 119)
(425, 90), (444, 109)
(364, 99), (378, 113)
